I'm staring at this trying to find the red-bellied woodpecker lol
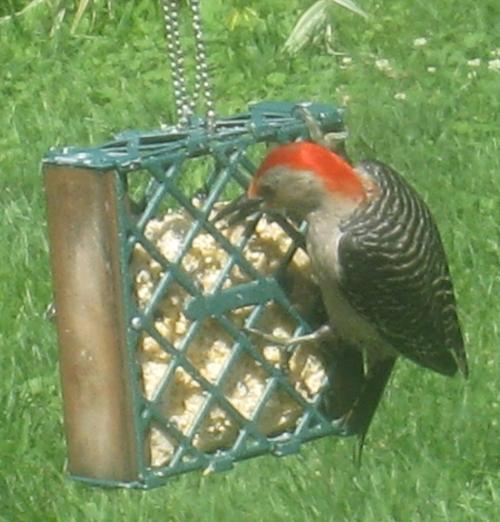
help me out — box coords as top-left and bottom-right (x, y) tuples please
(221, 140), (468, 449)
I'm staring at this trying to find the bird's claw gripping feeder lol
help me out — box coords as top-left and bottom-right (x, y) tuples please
(43, 0), (349, 489)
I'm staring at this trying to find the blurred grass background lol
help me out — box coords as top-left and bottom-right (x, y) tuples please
(0, 0), (499, 520)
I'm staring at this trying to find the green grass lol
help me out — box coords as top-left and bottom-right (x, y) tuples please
(1, 0), (499, 520)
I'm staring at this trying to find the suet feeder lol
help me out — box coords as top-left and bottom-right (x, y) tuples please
(43, 1), (350, 490)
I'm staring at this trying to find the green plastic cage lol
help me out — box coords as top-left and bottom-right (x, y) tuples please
(43, 100), (353, 489)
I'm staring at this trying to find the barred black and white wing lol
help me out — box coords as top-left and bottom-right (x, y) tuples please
(338, 160), (468, 377)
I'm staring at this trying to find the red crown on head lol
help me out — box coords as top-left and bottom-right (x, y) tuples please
(250, 141), (364, 200)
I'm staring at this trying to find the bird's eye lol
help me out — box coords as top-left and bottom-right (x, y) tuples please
(258, 182), (275, 200)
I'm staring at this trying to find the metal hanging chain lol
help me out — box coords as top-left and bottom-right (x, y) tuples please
(161, 0), (216, 129)
(190, 0), (216, 129)
(162, 0), (192, 124)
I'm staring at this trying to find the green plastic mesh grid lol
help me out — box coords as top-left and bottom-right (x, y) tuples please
(44, 101), (350, 488)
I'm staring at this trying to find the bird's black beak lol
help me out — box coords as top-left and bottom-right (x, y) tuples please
(212, 194), (265, 226)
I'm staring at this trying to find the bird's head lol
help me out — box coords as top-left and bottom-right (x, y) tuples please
(215, 141), (369, 224)
(248, 141), (366, 219)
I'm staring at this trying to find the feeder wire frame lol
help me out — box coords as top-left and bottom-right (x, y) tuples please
(44, 101), (350, 489)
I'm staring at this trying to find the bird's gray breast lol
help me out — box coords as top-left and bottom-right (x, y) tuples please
(306, 208), (393, 357)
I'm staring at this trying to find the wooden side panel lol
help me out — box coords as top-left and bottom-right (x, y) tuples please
(44, 165), (138, 482)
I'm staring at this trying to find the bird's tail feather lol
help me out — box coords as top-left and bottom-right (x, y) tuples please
(318, 343), (365, 420)
(345, 357), (396, 464)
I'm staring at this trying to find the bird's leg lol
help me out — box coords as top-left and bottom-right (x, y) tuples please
(244, 324), (332, 350)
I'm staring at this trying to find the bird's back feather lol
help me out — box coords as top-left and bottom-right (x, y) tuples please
(337, 160), (468, 377)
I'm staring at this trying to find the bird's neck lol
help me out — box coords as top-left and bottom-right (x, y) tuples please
(307, 193), (362, 230)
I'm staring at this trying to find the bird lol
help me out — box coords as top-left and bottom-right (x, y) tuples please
(219, 140), (468, 452)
